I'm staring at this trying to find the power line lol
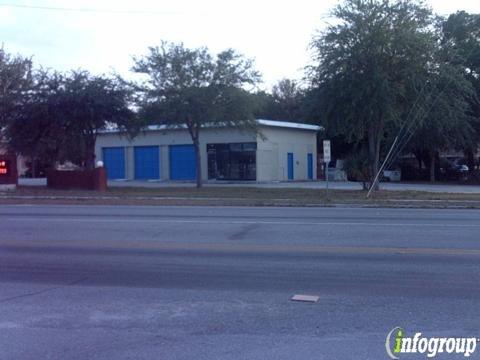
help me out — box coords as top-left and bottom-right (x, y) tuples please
(0, 3), (189, 16)
(366, 19), (479, 195)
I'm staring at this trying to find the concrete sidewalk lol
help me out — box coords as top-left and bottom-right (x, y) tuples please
(18, 177), (480, 194)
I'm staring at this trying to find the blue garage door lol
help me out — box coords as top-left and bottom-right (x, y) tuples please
(307, 153), (313, 180)
(102, 147), (125, 180)
(287, 153), (294, 180)
(134, 146), (160, 180)
(169, 145), (196, 180)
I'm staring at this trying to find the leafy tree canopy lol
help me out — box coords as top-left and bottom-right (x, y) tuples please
(0, 47), (32, 128)
(132, 42), (261, 187)
(253, 79), (306, 122)
(309, 0), (441, 188)
(6, 70), (136, 169)
(404, 12), (479, 181)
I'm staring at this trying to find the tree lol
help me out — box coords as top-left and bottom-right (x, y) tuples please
(6, 70), (136, 170)
(253, 79), (314, 122)
(266, 78), (304, 121)
(442, 11), (480, 173)
(60, 71), (136, 168)
(132, 42), (261, 187)
(406, 20), (477, 182)
(309, 0), (435, 189)
(0, 47), (32, 128)
(408, 59), (475, 182)
(6, 71), (67, 174)
(342, 148), (371, 189)
(271, 79), (302, 120)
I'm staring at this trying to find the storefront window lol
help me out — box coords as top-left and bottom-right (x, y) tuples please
(207, 143), (257, 180)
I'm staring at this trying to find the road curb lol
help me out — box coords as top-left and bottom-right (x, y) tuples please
(2, 194), (480, 209)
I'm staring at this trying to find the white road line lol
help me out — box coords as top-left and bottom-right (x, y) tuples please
(3, 217), (480, 228)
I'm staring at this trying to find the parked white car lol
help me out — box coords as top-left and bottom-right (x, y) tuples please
(382, 169), (401, 182)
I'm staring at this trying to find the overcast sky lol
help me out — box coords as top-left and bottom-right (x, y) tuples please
(1, 0), (479, 89)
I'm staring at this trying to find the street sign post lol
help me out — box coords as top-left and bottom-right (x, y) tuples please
(323, 140), (331, 164)
(323, 140), (331, 201)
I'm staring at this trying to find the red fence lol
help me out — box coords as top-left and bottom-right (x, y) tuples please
(46, 168), (107, 191)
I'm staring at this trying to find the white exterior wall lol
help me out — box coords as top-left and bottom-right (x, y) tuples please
(256, 127), (317, 181)
(95, 125), (317, 182)
(95, 127), (255, 181)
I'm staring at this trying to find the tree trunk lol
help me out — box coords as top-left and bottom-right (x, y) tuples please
(85, 150), (95, 169)
(85, 137), (96, 170)
(31, 158), (36, 178)
(414, 150), (422, 170)
(465, 148), (475, 173)
(194, 139), (202, 188)
(186, 120), (202, 189)
(429, 152), (436, 183)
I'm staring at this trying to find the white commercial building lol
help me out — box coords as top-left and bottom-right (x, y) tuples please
(95, 120), (321, 182)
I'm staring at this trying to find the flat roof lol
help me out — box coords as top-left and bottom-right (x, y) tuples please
(257, 119), (322, 131)
(101, 119), (322, 134)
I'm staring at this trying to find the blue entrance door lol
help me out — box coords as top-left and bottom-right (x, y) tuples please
(287, 153), (294, 180)
(307, 153), (313, 180)
(102, 147), (125, 180)
(134, 146), (160, 180)
(169, 145), (196, 180)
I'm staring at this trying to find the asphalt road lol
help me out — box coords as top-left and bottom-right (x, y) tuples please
(1, 205), (480, 359)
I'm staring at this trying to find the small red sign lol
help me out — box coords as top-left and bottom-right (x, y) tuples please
(0, 160), (9, 176)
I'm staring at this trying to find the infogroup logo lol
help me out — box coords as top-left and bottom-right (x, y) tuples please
(385, 327), (479, 359)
